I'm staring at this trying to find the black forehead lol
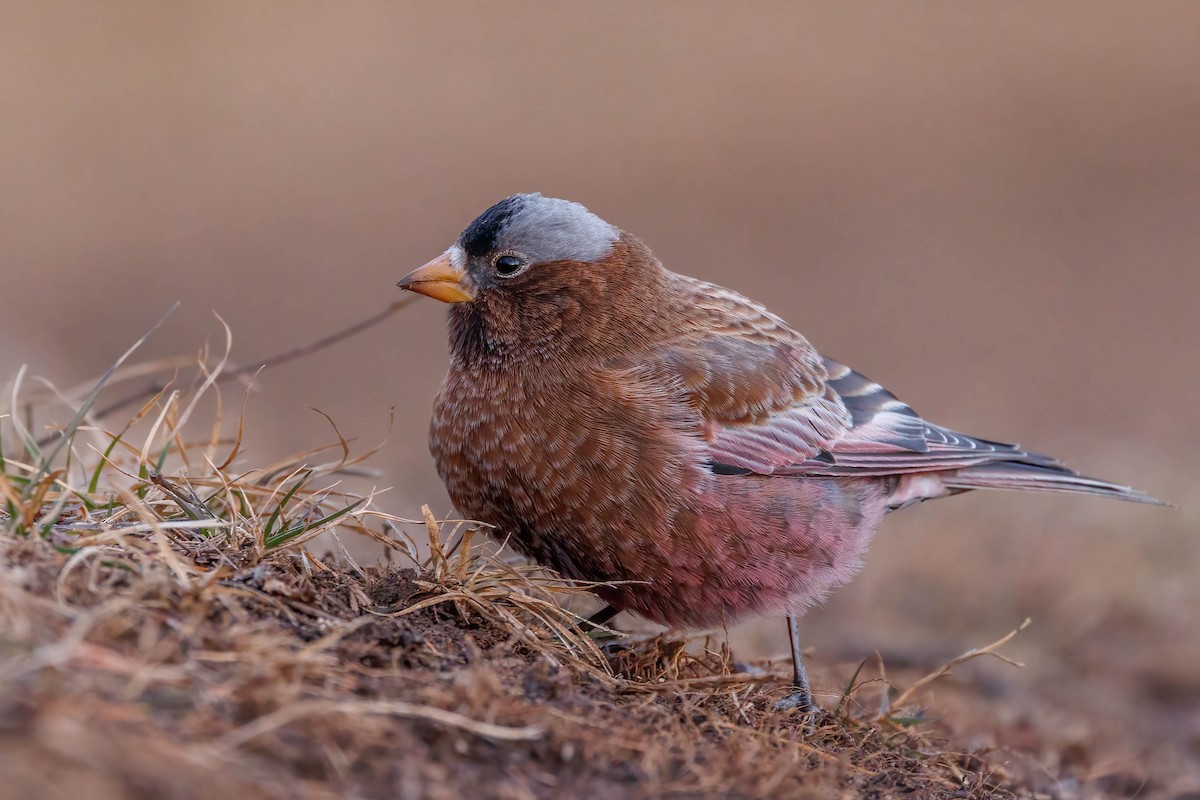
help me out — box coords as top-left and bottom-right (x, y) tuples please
(458, 196), (525, 258)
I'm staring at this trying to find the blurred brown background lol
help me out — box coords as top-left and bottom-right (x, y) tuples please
(2, 1), (1198, 784)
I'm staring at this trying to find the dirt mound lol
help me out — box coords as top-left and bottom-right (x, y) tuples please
(1, 523), (1036, 800)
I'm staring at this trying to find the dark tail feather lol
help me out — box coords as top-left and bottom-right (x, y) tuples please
(944, 462), (1170, 507)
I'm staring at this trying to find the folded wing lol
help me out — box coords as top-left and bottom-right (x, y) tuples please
(648, 275), (1165, 505)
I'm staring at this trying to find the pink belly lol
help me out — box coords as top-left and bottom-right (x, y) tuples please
(594, 476), (888, 628)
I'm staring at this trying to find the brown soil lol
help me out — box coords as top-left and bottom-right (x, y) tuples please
(3, 519), (1171, 800)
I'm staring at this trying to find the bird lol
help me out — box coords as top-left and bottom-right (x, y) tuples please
(397, 193), (1166, 714)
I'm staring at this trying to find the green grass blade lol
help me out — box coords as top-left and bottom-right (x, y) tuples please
(88, 432), (126, 494)
(263, 469), (313, 538)
(264, 497), (366, 550)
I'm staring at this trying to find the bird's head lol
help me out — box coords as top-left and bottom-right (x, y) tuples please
(399, 194), (668, 361)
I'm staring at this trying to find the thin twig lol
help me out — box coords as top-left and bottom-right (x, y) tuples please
(37, 298), (415, 447)
(617, 669), (791, 693)
(884, 618), (1031, 717)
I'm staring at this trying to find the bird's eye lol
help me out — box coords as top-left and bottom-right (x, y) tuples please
(494, 254), (525, 277)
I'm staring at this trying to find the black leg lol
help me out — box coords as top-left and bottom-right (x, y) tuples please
(576, 603), (619, 634)
(774, 614), (816, 713)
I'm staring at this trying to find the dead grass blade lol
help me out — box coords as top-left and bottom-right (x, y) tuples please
(883, 617), (1032, 719)
(217, 699), (544, 751)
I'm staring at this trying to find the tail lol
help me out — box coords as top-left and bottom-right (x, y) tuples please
(943, 461), (1170, 507)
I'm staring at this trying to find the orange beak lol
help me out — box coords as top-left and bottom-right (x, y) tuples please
(397, 252), (475, 303)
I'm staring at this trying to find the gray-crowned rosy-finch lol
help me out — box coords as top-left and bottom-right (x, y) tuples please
(398, 193), (1165, 712)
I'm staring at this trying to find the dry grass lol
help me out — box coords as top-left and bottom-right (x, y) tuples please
(0, 320), (1183, 799)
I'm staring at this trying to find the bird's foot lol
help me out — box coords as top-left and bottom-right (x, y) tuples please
(774, 687), (821, 735)
(773, 686), (819, 714)
(594, 637), (632, 657)
(731, 661), (767, 675)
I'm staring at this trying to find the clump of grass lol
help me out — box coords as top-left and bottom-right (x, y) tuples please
(0, 309), (606, 663)
(1, 307), (396, 551)
(0, 312), (1045, 799)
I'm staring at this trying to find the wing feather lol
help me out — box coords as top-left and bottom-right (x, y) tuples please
(632, 275), (1163, 504)
(645, 276), (851, 473)
(645, 276), (1073, 478)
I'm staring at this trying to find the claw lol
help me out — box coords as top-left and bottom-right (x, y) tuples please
(773, 687), (817, 714)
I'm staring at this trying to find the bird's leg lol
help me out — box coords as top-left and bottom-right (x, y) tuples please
(774, 614), (817, 713)
(576, 603), (619, 634)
